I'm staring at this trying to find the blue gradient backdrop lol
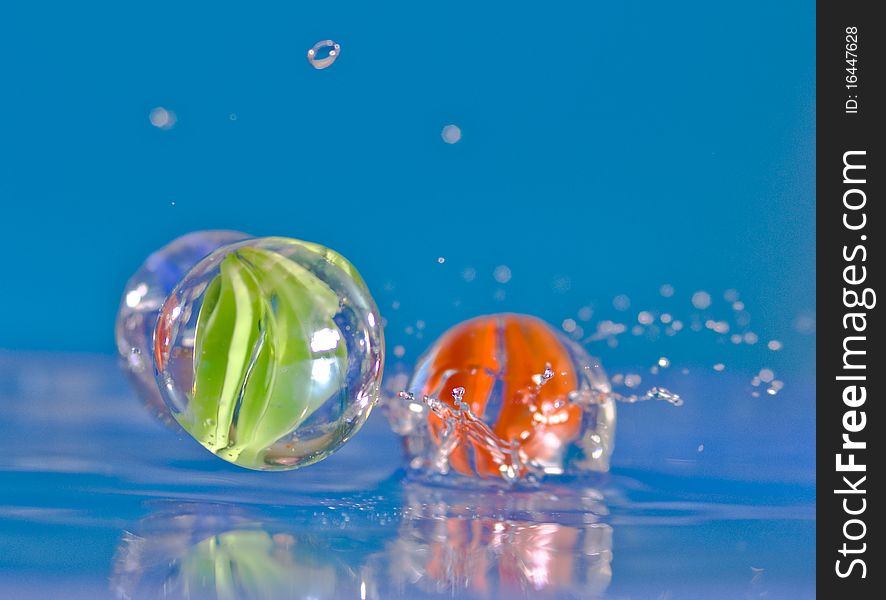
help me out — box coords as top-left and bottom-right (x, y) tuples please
(1, 1), (814, 374)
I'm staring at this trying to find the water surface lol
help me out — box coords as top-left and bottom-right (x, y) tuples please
(0, 352), (814, 599)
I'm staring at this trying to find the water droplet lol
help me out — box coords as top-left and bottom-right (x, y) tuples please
(441, 124), (462, 144)
(393, 345), (405, 358)
(613, 294), (631, 311)
(638, 311), (654, 325)
(229, 113), (237, 121)
(493, 265), (512, 283)
(624, 373), (642, 388)
(758, 368), (775, 383)
(307, 40), (341, 70)
(658, 356), (670, 368)
(127, 348), (142, 369)
(149, 106), (176, 130)
(462, 267), (477, 282)
(542, 364), (555, 382)
(793, 310), (816, 334)
(610, 387), (683, 406)
(706, 319), (729, 333)
(697, 443), (705, 452)
(551, 275), (571, 294)
(691, 291), (712, 310)
(577, 306), (593, 321)
(713, 363), (725, 372)
(659, 284), (675, 298)
(437, 256), (446, 264)
(767, 339), (783, 351)
(562, 318), (577, 333)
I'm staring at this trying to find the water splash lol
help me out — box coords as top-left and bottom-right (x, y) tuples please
(399, 388), (525, 484)
(398, 362), (681, 484)
(530, 362), (555, 386)
(608, 387), (683, 407)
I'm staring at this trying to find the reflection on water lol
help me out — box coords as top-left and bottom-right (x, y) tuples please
(367, 482), (612, 599)
(111, 481), (612, 600)
(111, 504), (362, 599)
(1, 355), (815, 598)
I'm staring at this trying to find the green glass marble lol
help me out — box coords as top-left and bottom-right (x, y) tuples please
(154, 237), (384, 470)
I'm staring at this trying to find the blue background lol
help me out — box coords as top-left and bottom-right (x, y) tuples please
(1, 0), (814, 374)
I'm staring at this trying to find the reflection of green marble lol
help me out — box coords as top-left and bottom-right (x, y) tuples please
(181, 530), (337, 600)
(182, 246), (347, 468)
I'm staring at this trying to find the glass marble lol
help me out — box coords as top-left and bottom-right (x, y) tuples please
(153, 237), (384, 470)
(391, 314), (615, 483)
(115, 230), (250, 425)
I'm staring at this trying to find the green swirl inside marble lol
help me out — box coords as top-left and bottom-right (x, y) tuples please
(182, 246), (347, 467)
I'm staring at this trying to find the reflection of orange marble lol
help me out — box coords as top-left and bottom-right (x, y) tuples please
(501, 523), (580, 594)
(419, 314), (584, 480)
(423, 518), (585, 596)
(426, 519), (492, 596)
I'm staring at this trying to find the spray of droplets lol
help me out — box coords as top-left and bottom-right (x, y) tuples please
(398, 363), (679, 484)
(564, 286), (790, 398)
(378, 257), (793, 404)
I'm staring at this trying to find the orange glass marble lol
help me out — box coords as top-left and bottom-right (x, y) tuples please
(393, 314), (615, 483)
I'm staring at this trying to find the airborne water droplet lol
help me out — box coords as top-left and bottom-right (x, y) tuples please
(307, 40), (341, 70)
(441, 124), (462, 144)
(493, 265), (512, 283)
(691, 290), (712, 310)
(149, 106), (176, 130)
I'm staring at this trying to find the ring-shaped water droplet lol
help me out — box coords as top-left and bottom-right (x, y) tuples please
(307, 40), (341, 70)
